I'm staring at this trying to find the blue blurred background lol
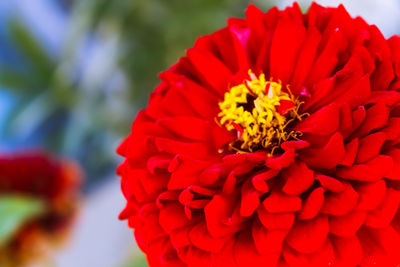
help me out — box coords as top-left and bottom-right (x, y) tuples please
(1, 0), (399, 266)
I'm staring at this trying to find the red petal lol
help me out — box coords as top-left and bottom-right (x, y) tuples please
(383, 118), (400, 141)
(316, 174), (345, 193)
(331, 235), (363, 267)
(204, 194), (245, 238)
(257, 206), (295, 229)
(277, 99), (296, 115)
(252, 220), (288, 254)
(352, 102), (390, 138)
(297, 187), (325, 220)
(371, 59), (395, 91)
(189, 222), (229, 252)
(329, 210), (366, 237)
(234, 231), (280, 267)
(339, 138), (359, 167)
(355, 180), (386, 210)
(159, 203), (190, 233)
(170, 226), (191, 249)
(291, 27), (321, 91)
(147, 155), (171, 174)
(336, 155), (393, 181)
(265, 149), (296, 169)
(386, 148), (400, 180)
(282, 160), (314, 195)
(301, 132), (345, 169)
(240, 180), (260, 217)
(157, 116), (211, 142)
(286, 214), (329, 253)
(365, 188), (400, 228)
(356, 132), (386, 163)
(270, 18), (306, 84)
(320, 182), (358, 216)
(263, 191), (302, 213)
(186, 48), (232, 95)
(295, 103), (340, 135)
(306, 240), (335, 266)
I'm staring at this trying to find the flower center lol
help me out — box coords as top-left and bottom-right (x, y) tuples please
(218, 70), (307, 153)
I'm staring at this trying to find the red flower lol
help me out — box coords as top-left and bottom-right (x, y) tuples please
(0, 151), (81, 265)
(118, 3), (400, 266)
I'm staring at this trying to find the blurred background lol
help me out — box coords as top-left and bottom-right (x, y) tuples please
(0, 0), (399, 266)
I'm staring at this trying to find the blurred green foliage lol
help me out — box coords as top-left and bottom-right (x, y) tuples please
(0, 195), (45, 247)
(121, 251), (148, 267)
(0, 0), (273, 185)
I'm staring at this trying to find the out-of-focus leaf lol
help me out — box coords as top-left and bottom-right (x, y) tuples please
(0, 194), (46, 247)
(121, 251), (148, 267)
(0, 66), (33, 92)
(8, 19), (54, 76)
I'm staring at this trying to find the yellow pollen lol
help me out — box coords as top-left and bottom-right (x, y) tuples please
(218, 70), (307, 153)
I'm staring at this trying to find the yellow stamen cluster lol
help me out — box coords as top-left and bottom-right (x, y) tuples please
(218, 70), (305, 153)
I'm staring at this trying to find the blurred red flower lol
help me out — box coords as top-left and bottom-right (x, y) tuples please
(0, 151), (81, 265)
(118, 3), (400, 266)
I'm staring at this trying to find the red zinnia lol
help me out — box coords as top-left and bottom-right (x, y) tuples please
(0, 151), (81, 265)
(118, 3), (400, 266)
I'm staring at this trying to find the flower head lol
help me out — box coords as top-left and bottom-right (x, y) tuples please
(0, 151), (81, 266)
(118, 3), (400, 266)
